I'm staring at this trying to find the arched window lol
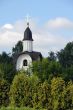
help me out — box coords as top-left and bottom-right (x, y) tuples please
(23, 59), (27, 66)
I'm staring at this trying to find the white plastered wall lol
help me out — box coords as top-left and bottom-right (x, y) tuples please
(16, 54), (32, 71)
(23, 40), (33, 52)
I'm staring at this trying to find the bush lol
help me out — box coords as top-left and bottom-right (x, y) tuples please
(51, 77), (65, 110)
(0, 79), (10, 107)
(65, 81), (73, 109)
(32, 81), (51, 109)
(10, 72), (32, 107)
(32, 59), (62, 82)
(0, 106), (46, 110)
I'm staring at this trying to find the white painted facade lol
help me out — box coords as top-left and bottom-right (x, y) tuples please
(16, 54), (32, 71)
(16, 24), (41, 71)
(23, 40), (33, 52)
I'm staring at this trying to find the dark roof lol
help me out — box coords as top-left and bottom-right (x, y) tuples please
(13, 51), (42, 65)
(23, 27), (33, 41)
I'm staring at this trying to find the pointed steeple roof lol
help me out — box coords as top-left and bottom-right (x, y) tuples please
(23, 23), (33, 41)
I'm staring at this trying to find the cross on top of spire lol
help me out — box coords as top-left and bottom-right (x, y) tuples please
(25, 14), (30, 27)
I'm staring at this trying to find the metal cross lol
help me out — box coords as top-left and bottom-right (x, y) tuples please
(26, 14), (29, 22)
(25, 14), (30, 26)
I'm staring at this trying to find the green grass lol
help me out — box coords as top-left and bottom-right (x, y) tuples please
(0, 107), (46, 110)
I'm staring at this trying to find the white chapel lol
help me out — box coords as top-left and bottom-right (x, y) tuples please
(13, 22), (42, 71)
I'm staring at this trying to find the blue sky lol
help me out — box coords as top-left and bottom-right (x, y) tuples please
(0, 0), (73, 25)
(0, 0), (73, 56)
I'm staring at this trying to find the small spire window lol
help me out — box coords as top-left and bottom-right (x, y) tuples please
(23, 59), (27, 66)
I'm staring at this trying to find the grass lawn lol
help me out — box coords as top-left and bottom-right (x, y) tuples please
(0, 107), (46, 110)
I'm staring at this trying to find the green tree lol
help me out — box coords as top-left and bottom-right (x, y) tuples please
(51, 77), (65, 110)
(0, 52), (12, 64)
(48, 51), (56, 61)
(12, 41), (23, 54)
(65, 81), (73, 110)
(61, 65), (73, 81)
(33, 81), (51, 110)
(0, 79), (10, 107)
(0, 66), (4, 80)
(0, 52), (15, 83)
(0, 63), (16, 83)
(57, 42), (73, 68)
(10, 72), (32, 107)
(32, 58), (62, 82)
(32, 58), (50, 81)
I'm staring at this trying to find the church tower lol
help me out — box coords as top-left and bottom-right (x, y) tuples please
(23, 23), (33, 52)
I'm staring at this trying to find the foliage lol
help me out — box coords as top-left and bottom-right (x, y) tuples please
(1, 69), (73, 109)
(0, 67), (4, 80)
(48, 51), (56, 61)
(0, 52), (16, 83)
(32, 58), (62, 82)
(0, 63), (16, 83)
(32, 81), (51, 109)
(65, 81), (73, 110)
(10, 71), (51, 109)
(1, 41), (73, 109)
(0, 79), (10, 107)
(32, 58), (49, 81)
(10, 72), (33, 107)
(61, 65), (73, 81)
(51, 77), (65, 110)
(0, 52), (12, 64)
(0, 106), (46, 110)
(12, 41), (23, 54)
(57, 42), (73, 68)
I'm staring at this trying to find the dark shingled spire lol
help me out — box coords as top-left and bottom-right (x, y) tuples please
(23, 23), (33, 41)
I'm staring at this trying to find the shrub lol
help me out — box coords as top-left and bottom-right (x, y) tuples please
(9, 72), (32, 107)
(51, 77), (65, 110)
(0, 79), (10, 106)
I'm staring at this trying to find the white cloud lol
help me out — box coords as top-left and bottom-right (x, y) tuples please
(46, 17), (73, 29)
(0, 30), (22, 53)
(2, 24), (14, 30)
(33, 32), (70, 56)
(0, 17), (73, 56)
